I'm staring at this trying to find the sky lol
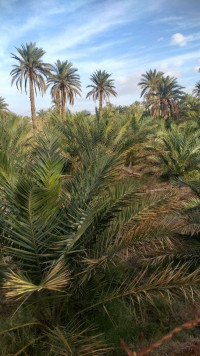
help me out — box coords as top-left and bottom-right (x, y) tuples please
(0, 0), (200, 115)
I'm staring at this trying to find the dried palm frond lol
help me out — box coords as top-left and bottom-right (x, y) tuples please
(3, 261), (70, 300)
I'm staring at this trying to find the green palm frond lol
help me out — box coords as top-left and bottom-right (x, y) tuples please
(86, 70), (117, 119)
(10, 42), (52, 130)
(193, 81), (200, 98)
(2, 105), (200, 354)
(86, 70), (117, 101)
(0, 96), (9, 113)
(142, 124), (200, 178)
(138, 70), (185, 119)
(0, 132), (66, 276)
(47, 60), (81, 120)
(11, 42), (52, 95)
(138, 69), (164, 98)
(82, 263), (200, 313)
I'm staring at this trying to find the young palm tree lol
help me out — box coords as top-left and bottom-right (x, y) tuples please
(144, 124), (200, 178)
(0, 96), (8, 113)
(179, 94), (200, 123)
(193, 81), (200, 99)
(47, 60), (81, 121)
(86, 70), (117, 120)
(10, 42), (52, 131)
(176, 178), (200, 237)
(36, 109), (50, 129)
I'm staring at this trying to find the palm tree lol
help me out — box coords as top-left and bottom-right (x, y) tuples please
(178, 94), (200, 124)
(86, 70), (117, 120)
(193, 81), (200, 99)
(138, 69), (164, 97)
(37, 109), (50, 129)
(138, 69), (164, 116)
(10, 42), (52, 131)
(37, 109), (47, 117)
(144, 124), (200, 178)
(156, 76), (185, 120)
(0, 96), (8, 113)
(47, 60), (81, 121)
(139, 71), (185, 120)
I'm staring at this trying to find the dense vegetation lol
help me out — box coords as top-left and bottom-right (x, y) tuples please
(1, 42), (200, 355)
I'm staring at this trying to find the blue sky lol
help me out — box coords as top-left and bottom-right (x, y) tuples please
(0, 0), (200, 115)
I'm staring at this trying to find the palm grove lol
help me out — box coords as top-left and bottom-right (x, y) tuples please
(1, 42), (200, 356)
(9, 43), (117, 129)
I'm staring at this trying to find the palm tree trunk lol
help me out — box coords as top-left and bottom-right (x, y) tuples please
(61, 90), (66, 121)
(59, 103), (62, 119)
(29, 77), (37, 131)
(56, 92), (62, 119)
(99, 91), (103, 120)
(57, 99), (61, 119)
(162, 99), (168, 121)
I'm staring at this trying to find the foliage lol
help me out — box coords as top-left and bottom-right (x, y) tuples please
(0, 110), (200, 355)
(10, 42), (52, 130)
(138, 69), (185, 120)
(179, 94), (200, 123)
(47, 60), (81, 121)
(193, 81), (200, 99)
(1, 64), (200, 355)
(86, 70), (117, 119)
(142, 124), (200, 179)
(0, 96), (8, 113)
(138, 69), (164, 98)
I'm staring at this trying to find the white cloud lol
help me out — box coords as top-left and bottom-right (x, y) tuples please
(153, 51), (200, 76)
(165, 70), (182, 78)
(170, 33), (193, 47)
(116, 76), (128, 84)
(157, 37), (164, 42)
(146, 0), (167, 12)
(39, 2), (132, 57)
(158, 60), (183, 73)
(174, 60), (183, 67)
(182, 86), (193, 94)
(194, 66), (200, 72)
(43, 38), (131, 63)
(164, 51), (200, 63)
(76, 59), (127, 75)
(152, 16), (183, 24)
(115, 72), (142, 96)
(160, 62), (168, 70)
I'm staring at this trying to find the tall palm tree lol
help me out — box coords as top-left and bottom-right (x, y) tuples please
(193, 81), (200, 99)
(47, 60), (81, 121)
(86, 70), (117, 120)
(156, 76), (185, 120)
(139, 71), (184, 120)
(138, 69), (164, 97)
(0, 96), (8, 113)
(138, 69), (163, 116)
(10, 42), (52, 131)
